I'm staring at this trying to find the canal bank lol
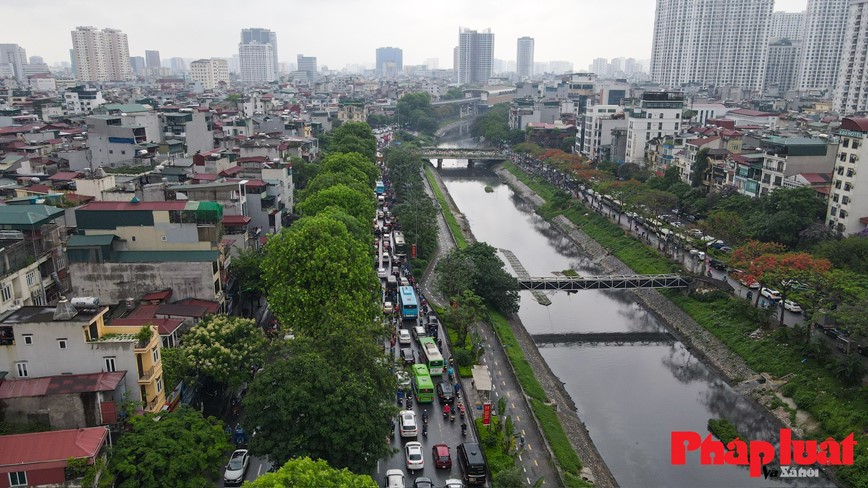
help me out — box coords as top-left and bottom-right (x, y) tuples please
(492, 164), (840, 487)
(424, 163), (619, 487)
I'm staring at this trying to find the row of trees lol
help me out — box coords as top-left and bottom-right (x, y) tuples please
(470, 104), (525, 145)
(244, 122), (392, 475)
(383, 145), (439, 272)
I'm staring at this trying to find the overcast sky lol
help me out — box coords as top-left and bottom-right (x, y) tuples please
(6, 0), (808, 70)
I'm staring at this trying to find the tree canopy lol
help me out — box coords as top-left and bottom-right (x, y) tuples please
(436, 242), (519, 314)
(262, 214), (380, 338)
(177, 315), (268, 390)
(111, 406), (230, 488)
(246, 457), (377, 488)
(812, 236), (868, 275)
(296, 184), (376, 225)
(396, 92), (438, 134)
(319, 151), (378, 188)
(328, 122), (377, 161)
(242, 338), (393, 473)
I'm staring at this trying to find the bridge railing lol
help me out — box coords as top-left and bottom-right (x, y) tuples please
(518, 274), (691, 291)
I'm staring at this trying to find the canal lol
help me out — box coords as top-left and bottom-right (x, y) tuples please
(434, 146), (834, 487)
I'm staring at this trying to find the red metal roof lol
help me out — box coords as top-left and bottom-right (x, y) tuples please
(127, 304), (159, 318)
(800, 173), (832, 184)
(62, 193), (95, 204)
(141, 289), (173, 302)
(25, 184), (51, 194)
(223, 215), (251, 225)
(0, 427), (107, 473)
(156, 303), (212, 318)
(48, 171), (81, 180)
(192, 173), (218, 182)
(0, 372), (126, 399)
(111, 317), (184, 335)
(80, 201), (188, 211)
(840, 117), (868, 132)
(175, 298), (220, 314)
(220, 166), (243, 176)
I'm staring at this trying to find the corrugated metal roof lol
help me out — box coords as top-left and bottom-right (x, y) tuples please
(0, 204), (64, 228)
(80, 201), (188, 211)
(67, 234), (117, 247)
(112, 250), (219, 263)
(0, 371), (125, 399)
(0, 427), (107, 471)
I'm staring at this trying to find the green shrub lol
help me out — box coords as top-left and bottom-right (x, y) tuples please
(453, 348), (474, 367)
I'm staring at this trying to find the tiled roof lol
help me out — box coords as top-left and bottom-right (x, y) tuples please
(0, 372), (126, 399)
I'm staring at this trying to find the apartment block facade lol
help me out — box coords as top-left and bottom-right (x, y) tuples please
(834, 0), (868, 114)
(827, 117), (868, 234)
(624, 91), (684, 164)
(71, 26), (132, 82)
(190, 58), (230, 90)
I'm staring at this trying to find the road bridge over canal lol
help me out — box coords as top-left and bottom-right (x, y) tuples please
(420, 147), (507, 168)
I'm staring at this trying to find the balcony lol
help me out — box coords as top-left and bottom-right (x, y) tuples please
(139, 364), (157, 383)
(145, 396), (162, 412)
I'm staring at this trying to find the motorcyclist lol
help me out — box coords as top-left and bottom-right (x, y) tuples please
(443, 403), (451, 418)
(422, 409), (428, 425)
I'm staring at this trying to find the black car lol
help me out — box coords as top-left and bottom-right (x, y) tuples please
(709, 258), (727, 271)
(414, 477), (434, 488)
(437, 381), (455, 404)
(401, 347), (415, 366)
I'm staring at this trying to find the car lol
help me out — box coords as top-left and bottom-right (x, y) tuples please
(782, 299), (802, 313)
(400, 347), (415, 366)
(223, 449), (250, 486)
(383, 302), (394, 314)
(399, 329), (412, 345)
(433, 443), (452, 469)
(396, 370), (411, 389)
(730, 269), (759, 289)
(445, 479), (464, 488)
(405, 441), (425, 472)
(695, 251), (706, 261)
(437, 381), (455, 404)
(378, 210), (384, 219)
(708, 258), (727, 271)
(413, 325), (427, 340)
(399, 410), (418, 438)
(378, 267), (388, 279)
(385, 469), (405, 488)
(688, 229), (704, 237)
(413, 477), (434, 488)
(382, 251), (390, 263)
(761, 287), (781, 301)
(400, 277), (410, 287)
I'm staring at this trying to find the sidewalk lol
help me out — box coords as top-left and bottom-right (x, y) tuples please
(421, 167), (560, 486)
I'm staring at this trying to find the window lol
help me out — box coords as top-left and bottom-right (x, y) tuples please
(156, 376), (163, 393)
(845, 182), (852, 191)
(843, 139), (849, 148)
(8, 472), (27, 487)
(160, 235), (167, 241)
(836, 180), (842, 189)
(843, 196), (850, 204)
(26, 271), (35, 287)
(131, 236), (136, 242)
(854, 140), (860, 149)
(152, 346), (159, 363)
(850, 154), (858, 163)
(58, 338), (67, 349)
(104, 357), (117, 373)
(23, 334), (33, 345)
(1, 283), (11, 302)
(15, 362), (28, 377)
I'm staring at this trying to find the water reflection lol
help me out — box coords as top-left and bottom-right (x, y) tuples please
(438, 164), (834, 487)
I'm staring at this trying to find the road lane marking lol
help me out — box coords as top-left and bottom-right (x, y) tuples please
(511, 402), (515, 409)
(516, 415), (520, 421)
(528, 443), (533, 451)
(518, 454), (523, 462)
(501, 380), (506, 386)
(523, 467), (527, 473)
(521, 429), (526, 435)
(534, 459), (539, 467)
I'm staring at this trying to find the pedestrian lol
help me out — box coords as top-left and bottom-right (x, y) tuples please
(438, 338), (443, 351)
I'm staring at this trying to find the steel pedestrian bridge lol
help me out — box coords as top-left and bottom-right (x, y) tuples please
(518, 274), (692, 291)
(419, 147), (507, 162)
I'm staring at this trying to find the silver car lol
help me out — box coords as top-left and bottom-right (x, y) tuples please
(223, 449), (249, 486)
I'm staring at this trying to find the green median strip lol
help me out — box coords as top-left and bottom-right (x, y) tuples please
(425, 164), (468, 249)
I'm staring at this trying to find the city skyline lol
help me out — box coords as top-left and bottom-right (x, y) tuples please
(3, 0), (807, 71)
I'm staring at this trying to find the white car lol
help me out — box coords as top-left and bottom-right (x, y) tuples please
(399, 410), (417, 438)
(782, 299), (802, 313)
(761, 287), (781, 301)
(382, 251), (390, 263)
(383, 301), (394, 314)
(385, 469), (405, 488)
(378, 267), (388, 279)
(223, 449), (250, 486)
(399, 329), (412, 345)
(405, 441), (425, 473)
(445, 479), (464, 488)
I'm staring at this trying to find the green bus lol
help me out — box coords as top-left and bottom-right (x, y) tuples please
(418, 337), (444, 376)
(411, 364), (435, 403)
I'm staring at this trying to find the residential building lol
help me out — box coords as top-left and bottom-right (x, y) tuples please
(160, 109), (215, 154)
(684, 103), (731, 126)
(650, 0), (773, 92)
(239, 42), (276, 84)
(458, 28), (494, 85)
(796, 0), (848, 93)
(757, 136), (837, 196)
(0, 302), (166, 412)
(516, 37), (534, 80)
(145, 49), (161, 69)
(0, 427), (109, 487)
(129, 55), (145, 74)
(0, 371), (126, 429)
(765, 39), (802, 95)
(624, 91), (685, 164)
(241, 28), (278, 74)
(70, 26), (132, 82)
(376, 47), (403, 78)
(769, 11), (805, 40)
(578, 104), (626, 162)
(86, 114), (147, 166)
(827, 117), (868, 234)
(0, 44), (27, 82)
(297, 55), (317, 83)
(0, 205), (67, 314)
(834, 0), (868, 114)
(63, 85), (105, 114)
(190, 58), (230, 90)
(67, 201), (226, 307)
(595, 78), (630, 106)
(723, 108), (780, 129)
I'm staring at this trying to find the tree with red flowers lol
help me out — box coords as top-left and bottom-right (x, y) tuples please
(747, 253), (832, 326)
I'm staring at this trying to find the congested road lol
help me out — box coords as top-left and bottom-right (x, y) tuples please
(373, 187), (476, 488)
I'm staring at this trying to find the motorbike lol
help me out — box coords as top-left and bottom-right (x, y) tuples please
(405, 394), (412, 409)
(461, 423), (467, 437)
(450, 411), (455, 423)
(422, 410), (428, 425)
(442, 405), (451, 420)
(422, 423), (428, 437)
